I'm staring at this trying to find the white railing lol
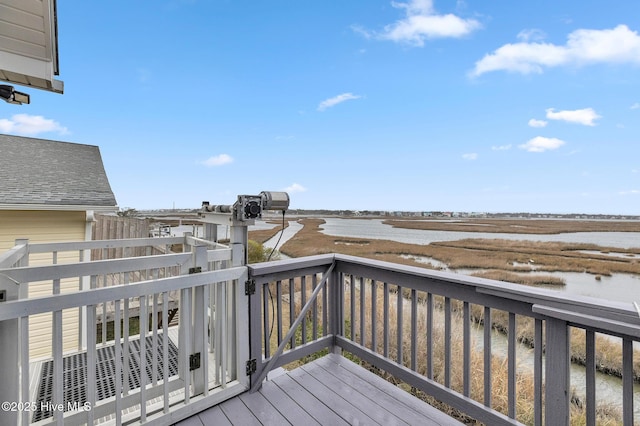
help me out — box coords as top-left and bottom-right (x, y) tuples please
(0, 237), (247, 425)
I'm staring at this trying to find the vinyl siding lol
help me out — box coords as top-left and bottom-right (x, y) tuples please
(0, 0), (61, 92)
(0, 210), (86, 358)
(0, 0), (49, 61)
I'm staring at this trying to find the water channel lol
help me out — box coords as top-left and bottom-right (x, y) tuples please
(319, 217), (640, 249)
(319, 217), (640, 299)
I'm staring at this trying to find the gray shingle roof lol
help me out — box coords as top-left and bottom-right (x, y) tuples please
(0, 134), (117, 208)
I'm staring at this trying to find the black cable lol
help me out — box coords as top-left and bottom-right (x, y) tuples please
(267, 210), (286, 341)
(267, 210), (286, 261)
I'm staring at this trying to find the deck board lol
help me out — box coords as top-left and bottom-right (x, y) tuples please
(287, 363), (378, 424)
(180, 354), (461, 425)
(316, 354), (458, 425)
(308, 356), (445, 425)
(257, 380), (321, 425)
(192, 405), (232, 426)
(238, 391), (290, 425)
(267, 372), (349, 425)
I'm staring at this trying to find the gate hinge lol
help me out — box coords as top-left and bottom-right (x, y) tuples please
(189, 266), (202, 274)
(246, 359), (257, 375)
(245, 279), (256, 295)
(189, 353), (201, 371)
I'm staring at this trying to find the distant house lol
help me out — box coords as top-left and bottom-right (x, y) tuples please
(0, 133), (117, 356)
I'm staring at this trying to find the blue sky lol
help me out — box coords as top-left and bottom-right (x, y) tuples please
(2, 0), (640, 214)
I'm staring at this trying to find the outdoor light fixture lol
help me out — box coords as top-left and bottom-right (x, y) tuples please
(0, 85), (30, 105)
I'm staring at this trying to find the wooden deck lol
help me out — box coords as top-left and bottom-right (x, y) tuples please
(177, 354), (460, 426)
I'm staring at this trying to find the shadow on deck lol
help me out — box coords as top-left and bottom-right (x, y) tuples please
(178, 354), (459, 426)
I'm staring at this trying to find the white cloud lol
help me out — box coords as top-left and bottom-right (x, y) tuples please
(519, 136), (565, 152)
(283, 183), (307, 193)
(528, 118), (548, 128)
(619, 189), (640, 196)
(351, 25), (373, 40)
(202, 154), (233, 167)
(471, 24), (640, 76)
(546, 107), (601, 126)
(517, 29), (546, 42)
(0, 114), (68, 136)
(462, 153), (478, 160)
(491, 144), (512, 150)
(631, 102), (640, 110)
(355, 0), (481, 47)
(317, 93), (361, 111)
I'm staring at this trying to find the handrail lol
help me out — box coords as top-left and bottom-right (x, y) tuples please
(186, 235), (228, 249)
(25, 236), (185, 253)
(532, 304), (640, 338)
(0, 243), (28, 269)
(0, 252), (193, 283)
(333, 253), (640, 326)
(207, 248), (232, 263)
(0, 267), (246, 321)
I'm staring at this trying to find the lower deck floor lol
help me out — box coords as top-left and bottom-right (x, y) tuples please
(177, 354), (461, 426)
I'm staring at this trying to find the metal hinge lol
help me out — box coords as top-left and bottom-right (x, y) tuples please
(0, 290), (5, 302)
(189, 266), (202, 274)
(245, 279), (256, 295)
(246, 359), (257, 375)
(189, 353), (201, 371)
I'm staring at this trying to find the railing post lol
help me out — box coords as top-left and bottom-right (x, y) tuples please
(0, 280), (19, 425)
(204, 223), (218, 243)
(0, 239), (27, 425)
(229, 220), (247, 384)
(178, 233), (193, 381)
(191, 244), (208, 395)
(183, 231), (193, 254)
(229, 222), (247, 268)
(544, 317), (570, 426)
(328, 258), (342, 355)
(248, 274), (263, 390)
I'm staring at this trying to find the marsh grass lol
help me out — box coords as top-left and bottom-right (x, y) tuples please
(282, 219), (640, 278)
(384, 218), (640, 235)
(471, 270), (566, 286)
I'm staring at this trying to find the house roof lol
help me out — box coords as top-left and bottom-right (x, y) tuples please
(0, 134), (117, 211)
